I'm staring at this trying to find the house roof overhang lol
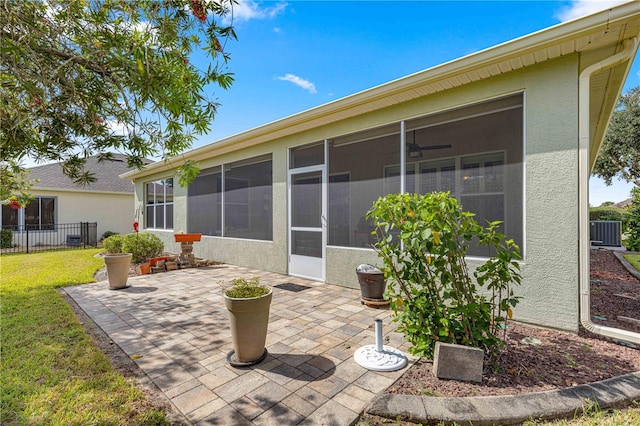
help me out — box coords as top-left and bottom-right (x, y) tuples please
(122, 1), (640, 181)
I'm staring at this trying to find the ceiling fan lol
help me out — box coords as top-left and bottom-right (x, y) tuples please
(407, 131), (451, 158)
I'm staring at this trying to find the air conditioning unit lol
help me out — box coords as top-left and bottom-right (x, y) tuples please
(590, 221), (622, 247)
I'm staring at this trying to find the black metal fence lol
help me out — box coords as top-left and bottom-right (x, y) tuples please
(0, 222), (98, 254)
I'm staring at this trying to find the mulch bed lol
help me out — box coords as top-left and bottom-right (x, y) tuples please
(387, 249), (640, 398)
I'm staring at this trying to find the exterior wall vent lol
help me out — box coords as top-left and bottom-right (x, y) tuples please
(590, 221), (622, 247)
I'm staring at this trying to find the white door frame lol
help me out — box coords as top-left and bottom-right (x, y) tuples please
(288, 160), (327, 281)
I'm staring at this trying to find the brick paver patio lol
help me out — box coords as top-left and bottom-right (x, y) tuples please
(64, 264), (415, 425)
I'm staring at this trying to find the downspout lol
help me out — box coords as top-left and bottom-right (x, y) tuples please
(578, 36), (640, 345)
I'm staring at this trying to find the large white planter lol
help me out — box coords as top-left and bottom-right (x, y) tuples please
(104, 253), (132, 290)
(224, 288), (272, 366)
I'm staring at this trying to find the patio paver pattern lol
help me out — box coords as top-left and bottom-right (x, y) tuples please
(64, 264), (415, 425)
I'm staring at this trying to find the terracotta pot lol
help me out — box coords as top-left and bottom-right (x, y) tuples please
(149, 256), (168, 267)
(139, 262), (151, 275)
(104, 253), (132, 289)
(224, 288), (272, 365)
(174, 233), (202, 243)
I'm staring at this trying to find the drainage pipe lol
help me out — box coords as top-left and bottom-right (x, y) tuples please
(578, 36), (640, 345)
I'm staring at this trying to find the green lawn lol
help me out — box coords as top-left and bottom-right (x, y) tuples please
(0, 249), (169, 425)
(623, 253), (640, 272)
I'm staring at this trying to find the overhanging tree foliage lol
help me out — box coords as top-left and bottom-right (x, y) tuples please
(1, 0), (236, 203)
(593, 86), (640, 187)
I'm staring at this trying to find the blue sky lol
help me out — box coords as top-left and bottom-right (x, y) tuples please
(192, 0), (638, 205)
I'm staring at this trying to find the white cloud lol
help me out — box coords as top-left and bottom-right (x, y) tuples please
(224, 0), (287, 25)
(106, 120), (129, 136)
(556, 0), (632, 22)
(277, 74), (317, 94)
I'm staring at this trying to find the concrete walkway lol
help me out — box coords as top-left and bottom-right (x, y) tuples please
(64, 264), (416, 425)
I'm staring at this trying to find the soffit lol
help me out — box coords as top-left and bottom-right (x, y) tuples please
(124, 2), (640, 180)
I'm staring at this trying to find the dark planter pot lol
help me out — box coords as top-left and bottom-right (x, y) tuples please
(356, 264), (387, 301)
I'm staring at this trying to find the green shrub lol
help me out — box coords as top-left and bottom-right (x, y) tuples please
(100, 230), (118, 241)
(1, 228), (14, 249)
(223, 278), (270, 298)
(122, 233), (164, 264)
(102, 234), (125, 254)
(625, 187), (640, 251)
(589, 206), (626, 223)
(367, 192), (522, 359)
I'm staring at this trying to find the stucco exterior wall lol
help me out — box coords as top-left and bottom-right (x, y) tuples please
(33, 189), (135, 238)
(135, 54), (581, 332)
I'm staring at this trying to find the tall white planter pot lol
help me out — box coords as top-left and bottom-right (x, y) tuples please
(104, 253), (132, 290)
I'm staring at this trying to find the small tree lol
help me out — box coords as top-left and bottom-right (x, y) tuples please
(593, 87), (640, 187)
(367, 192), (522, 359)
(625, 187), (640, 251)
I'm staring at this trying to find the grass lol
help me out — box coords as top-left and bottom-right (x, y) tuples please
(0, 249), (170, 425)
(358, 402), (640, 425)
(623, 253), (640, 272)
(524, 400), (640, 425)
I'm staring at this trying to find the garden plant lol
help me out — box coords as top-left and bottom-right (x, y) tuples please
(624, 186), (640, 251)
(102, 232), (164, 264)
(122, 232), (164, 264)
(367, 191), (522, 359)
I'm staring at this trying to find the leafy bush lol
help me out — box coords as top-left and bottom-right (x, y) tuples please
(100, 230), (118, 241)
(1, 228), (14, 249)
(367, 192), (522, 359)
(589, 206), (626, 223)
(102, 234), (125, 254)
(223, 278), (270, 298)
(625, 187), (640, 251)
(122, 233), (164, 264)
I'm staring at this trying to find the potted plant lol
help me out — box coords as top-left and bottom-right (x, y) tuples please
(223, 278), (272, 367)
(102, 234), (132, 290)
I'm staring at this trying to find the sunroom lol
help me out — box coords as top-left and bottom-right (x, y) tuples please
(123, 2), (640, 337)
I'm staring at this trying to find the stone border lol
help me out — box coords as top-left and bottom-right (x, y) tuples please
(613, 251), (640, 280)
(366, 372), (640, 425)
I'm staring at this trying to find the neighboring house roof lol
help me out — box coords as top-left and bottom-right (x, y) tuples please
(614, 198), (633, 208)
(122, 1), (640, 181)
(29, 154), (151, 194)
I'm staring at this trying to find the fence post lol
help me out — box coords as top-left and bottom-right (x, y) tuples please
(26, 226), (29, 254)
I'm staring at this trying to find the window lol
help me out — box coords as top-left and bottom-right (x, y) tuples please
(1, 204), (19, 230)
(145, 178), (174, 230)
(324, 94), (523, 255)
(328, 123), (401, 248)
(1, 197), (56, 231)
(224, 156), (272, 240)
(186, 155), (273, 241)
(407, 94), (523, 255)
(187, 167), (222, 236)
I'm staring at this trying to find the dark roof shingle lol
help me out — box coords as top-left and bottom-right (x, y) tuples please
(28, 154), (152, 193)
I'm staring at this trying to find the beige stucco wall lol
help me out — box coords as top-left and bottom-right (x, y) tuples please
(33, 189), (135, 238)
(134, 54), (581, 332)
(328, 55), (581, 332)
